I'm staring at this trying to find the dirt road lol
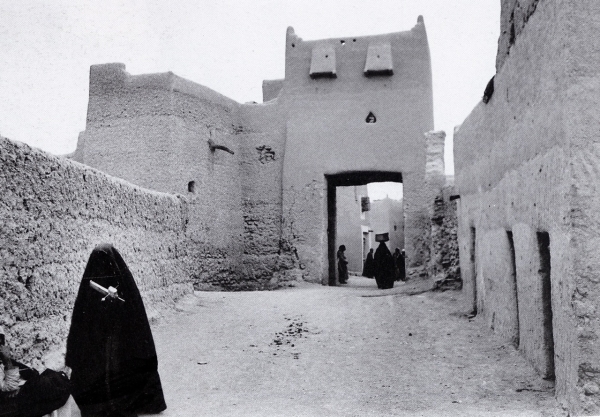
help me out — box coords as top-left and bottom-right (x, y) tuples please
(152, 277), (563, 417)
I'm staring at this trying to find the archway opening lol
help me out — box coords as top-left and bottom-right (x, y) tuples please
(326, 171), (403, 286)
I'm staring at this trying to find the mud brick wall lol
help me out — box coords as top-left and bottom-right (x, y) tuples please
(236, 102), (296, 288)
(455, 1), (600, 413)
(0, 135), (193, 369)
(496, 0), (541, 71)
(75, 63), (246, 290)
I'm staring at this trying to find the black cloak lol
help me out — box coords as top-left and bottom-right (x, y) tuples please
(65, 244), (167, 416)
(374, 242), (395, 289)
(362, 251), (375, 278)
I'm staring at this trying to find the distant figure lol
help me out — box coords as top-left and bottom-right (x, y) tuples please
(374, 241), (395, 289)
(337, 245), (349, 284)
(66, 244), (167, 417)
(362, 248), (375, 278)
(393, 248), (406, 282)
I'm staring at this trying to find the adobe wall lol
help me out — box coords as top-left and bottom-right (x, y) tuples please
(75, 64), (250, 290)
(280, 20), (434, 284)
(455, 0), (600, 413)
(236, 101), (296, 288)
(0, 135), (192, 369)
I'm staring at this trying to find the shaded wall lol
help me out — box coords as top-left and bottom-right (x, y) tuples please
(455, 0), (600, 413)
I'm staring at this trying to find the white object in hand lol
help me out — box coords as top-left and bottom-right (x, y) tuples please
(89, 280), (125, 303)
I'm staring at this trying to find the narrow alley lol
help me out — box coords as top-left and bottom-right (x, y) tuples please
(152, 277), (562, 417)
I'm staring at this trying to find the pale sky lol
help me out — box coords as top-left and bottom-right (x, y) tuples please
(0, 0), (500, 180)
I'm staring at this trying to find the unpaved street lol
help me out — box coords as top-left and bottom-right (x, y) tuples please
(152, 277), (563, 417)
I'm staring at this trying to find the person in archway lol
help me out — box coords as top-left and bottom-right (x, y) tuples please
(393, 248), (406, 282)
(362, 248), (375, 278)
(337, 245), (349, 284)
(66, 244), (167, 417)
(374, 235), (395, 289)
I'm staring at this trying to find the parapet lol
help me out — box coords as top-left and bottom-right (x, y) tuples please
(88, 63), (238, 108)
(262, 79), (284, 102)
(283, 16), (430, 88)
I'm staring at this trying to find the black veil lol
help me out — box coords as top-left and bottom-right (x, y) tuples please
(65, 244), (166, 416)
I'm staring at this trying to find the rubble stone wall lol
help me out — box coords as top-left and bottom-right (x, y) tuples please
(0, 135), (193, 368)
(430, 185), (460, 291)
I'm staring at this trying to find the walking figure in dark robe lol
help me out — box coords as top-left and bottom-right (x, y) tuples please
(374, 241), (395, 289)
(337, 245), (349, 284)
(393, 248), (406, 282)
(66, 244), (167, 417)
(362, 248), (375, 278)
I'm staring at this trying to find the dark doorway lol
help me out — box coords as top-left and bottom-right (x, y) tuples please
(507, 230), (519, 348)
(537, 231), (555, 380)
(470, 226), (477, 315)
(326, 171), (403, 286)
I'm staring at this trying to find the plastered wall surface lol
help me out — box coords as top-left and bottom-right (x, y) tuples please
(455, 0), (600, 413)
(0, 135), (192, 368)
(280, 21), (434, 283)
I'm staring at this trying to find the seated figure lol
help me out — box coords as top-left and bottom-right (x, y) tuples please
(0, 332), (70, 417)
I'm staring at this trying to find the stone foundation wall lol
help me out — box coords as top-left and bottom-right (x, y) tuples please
(430, 185), (460, 291)
(0, 135), (193, 369)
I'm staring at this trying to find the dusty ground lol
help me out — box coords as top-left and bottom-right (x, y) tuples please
(147, 276), (564, 417)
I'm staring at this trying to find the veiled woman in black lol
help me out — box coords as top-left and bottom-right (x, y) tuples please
(362, 248), (375, 278)
(66, 244), (167, 417)
(374, 241), (395, 289)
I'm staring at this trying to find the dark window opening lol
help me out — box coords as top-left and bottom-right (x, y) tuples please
(507, 230), (520, 348)
(537, 231), (555, 380)
(188, 181), (196, 193)
(360, 196), (370, 212)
